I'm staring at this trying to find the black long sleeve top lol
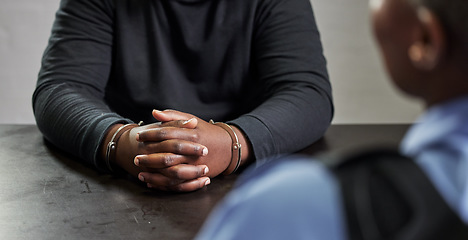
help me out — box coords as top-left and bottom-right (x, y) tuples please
(33, 0), (333, 172)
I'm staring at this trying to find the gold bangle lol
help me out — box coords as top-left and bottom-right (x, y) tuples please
(105, 123), (139, 172)
(209, 120), (242, 175)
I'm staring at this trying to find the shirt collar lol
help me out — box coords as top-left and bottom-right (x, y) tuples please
(401, 96), (468, 156)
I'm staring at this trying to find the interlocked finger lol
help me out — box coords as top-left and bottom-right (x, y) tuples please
(158, 164), (209, 180)
(137, 127), (199, 142)
(142, 139), (208, 156)
(138, 170), (210, 192)
(135, 153), (194, 168)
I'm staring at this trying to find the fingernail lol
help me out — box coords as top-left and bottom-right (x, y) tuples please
(202, 147), (208, 156)
(136, 132), (140, 141)
(147, 183), (153, 188)
(134, 157), (140, 166)
(204, 179), (211, 186)
(203, 167), (209, 175)
(153, 109), (162, 114)
(183, 118), (194, 125)
(138, 174), (145, 182)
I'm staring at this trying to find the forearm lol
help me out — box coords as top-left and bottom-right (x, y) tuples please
(231, 87), (333, 164)
(232, 0), (333, 163)
(33, 0), (122, 170)
(33, 83), (131, 171)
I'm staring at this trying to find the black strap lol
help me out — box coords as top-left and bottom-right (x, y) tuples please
(324, 149), (468, 240)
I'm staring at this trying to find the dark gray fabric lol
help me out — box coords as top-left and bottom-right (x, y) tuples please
(33, 0), (333, 171)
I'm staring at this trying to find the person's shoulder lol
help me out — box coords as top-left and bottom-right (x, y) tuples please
(235, 155), (336, 200)
(58, 0), (115, 18)
(207, 155), (345, 240)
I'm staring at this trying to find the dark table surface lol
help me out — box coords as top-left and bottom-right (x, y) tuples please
(0, 124), (410, 240)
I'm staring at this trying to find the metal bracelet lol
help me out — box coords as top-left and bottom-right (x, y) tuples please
(209, 120), (242, 175)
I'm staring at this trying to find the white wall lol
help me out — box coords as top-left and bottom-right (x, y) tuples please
(0, 0), (60, 124)
(0, 0), (423, 124)
(310, 0), (423, 123)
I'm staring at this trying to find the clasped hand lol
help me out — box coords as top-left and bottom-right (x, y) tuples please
(114, 110), (232, 192)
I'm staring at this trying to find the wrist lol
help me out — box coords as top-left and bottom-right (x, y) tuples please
(209, 120), (243, 175)
(100, 124), (123, 165)
(100, 123), (138, 173)
(231, 125), (253, 167)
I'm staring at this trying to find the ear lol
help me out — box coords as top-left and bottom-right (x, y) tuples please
(407, 7), (446, 70)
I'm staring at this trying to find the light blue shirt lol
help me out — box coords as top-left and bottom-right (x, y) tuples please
(196, 158), (346, 240)
(401, 96), (468, 223)
(196, 97), (468, 240)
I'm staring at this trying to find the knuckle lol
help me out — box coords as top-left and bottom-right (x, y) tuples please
(162, 155), (175, 167)
(193, 145), (203, 154)
(172, 142), (184, 152)
(161, 168), (181, 181)
(157, 129), (169, 139)
(172, 169), (183, 179)
(189, 132), (199, 142)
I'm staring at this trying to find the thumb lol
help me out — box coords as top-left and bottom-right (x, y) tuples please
(152, 109), (194, 122)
